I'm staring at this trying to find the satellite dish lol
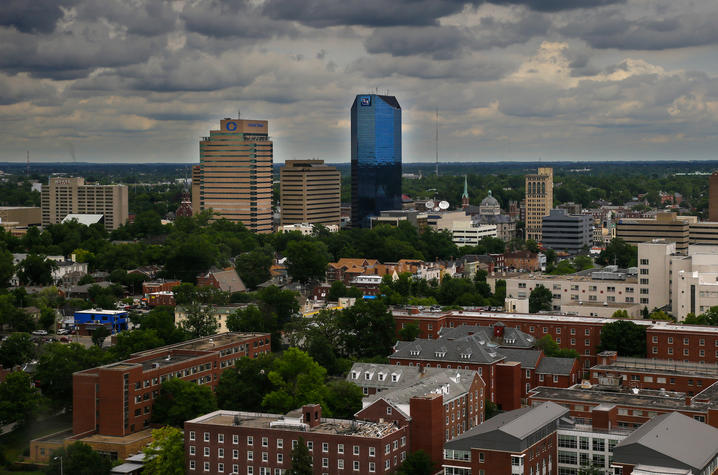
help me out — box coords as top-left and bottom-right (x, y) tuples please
(425, 200), (435, 209)
(439, 201), (450, 210)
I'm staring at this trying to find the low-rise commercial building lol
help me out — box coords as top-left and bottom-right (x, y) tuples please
(541, 209), (592, 253)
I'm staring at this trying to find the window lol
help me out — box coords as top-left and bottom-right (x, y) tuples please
(261, 437), (268, 447)
(233, 435), (238, 444)
(353, 445), (359, 455)
(307, 441), (313, 451)
(387, 407), (392, 415)
(219, 434), (225, 443)
(189, 431), (196, 441)
(204, 432), (210, 442)
(233, 450), (238, 460)
(353, 461), (360, 471)
(592, 438), (605, 451)
(204, 447), (210, 457)
(190, 446), (196, 455)
(277, 439), (283, 449)
(262, 452), (268, 462)
(218, 463), (224, 473)
(553, 375), (559, 383)
(247, 436), (253, 446)
(322, 458), (328, 468)
(385, 444), (390, 455)
(189, 460), (195, 471)
(219, 448), (224, 458)
(369, 462), (375, 473)
(322, 442), (328, 453)
(204, 462), (209, 472)
(338, 459), (344, 469)
(556, 328), (561, 334)
(369, 447), (375, 457)
(585, 328), (590, 336)
(247, 451), (253, 461)
(338, 444), (344, 454)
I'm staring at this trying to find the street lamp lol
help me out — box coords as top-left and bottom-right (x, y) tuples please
(54, 455), (63, 475)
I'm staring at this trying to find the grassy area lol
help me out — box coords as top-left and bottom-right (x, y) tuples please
(0, 412), (72, 472)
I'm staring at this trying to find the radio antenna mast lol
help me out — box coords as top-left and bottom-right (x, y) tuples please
(26, 151), (30, 177)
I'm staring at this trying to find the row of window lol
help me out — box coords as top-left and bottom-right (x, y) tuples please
(188, 456), (402, 473)
(652, 346), (715, 357)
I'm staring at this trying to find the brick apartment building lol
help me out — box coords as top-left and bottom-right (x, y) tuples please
(184, 404), (409, 475)
(72, 332), (271, 437)
(443, 401), (567, 475)
(349, 363), (485, 467)
(590, 351), (718, 397)
(394, 308), (718, 369)
(528, 380), (718, 429)
(389, 324), (580, 410)
(142, 280), (181, 294)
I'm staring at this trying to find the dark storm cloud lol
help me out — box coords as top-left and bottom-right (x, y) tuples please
(560, 8), (718, 50)
(363, 12), (550, 59)
(262, 0), (624, 27)
(182, 0), (297, 38)
(74, 0), (178, 36)
(347, 54), (515, 81)
(0, 0), (76, 33)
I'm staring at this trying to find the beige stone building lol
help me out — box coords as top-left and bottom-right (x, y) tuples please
(616, 212), (693, 253)
(41, 177), (128, 231)
(191, 164), (201, 216)
(279, 159), (340, 227)
(196, 118), (273, 233)
(525, 167), (553, 242)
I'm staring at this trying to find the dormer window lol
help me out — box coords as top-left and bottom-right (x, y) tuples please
(378, 372), (386, 381)
(351, 372), (359, 380)
(365, 372), (372, 380)
(435, 351), (446, 358)
(409, 350), (420, 356)
(460, 353), (471, 359)
(391, 373), (399, 382)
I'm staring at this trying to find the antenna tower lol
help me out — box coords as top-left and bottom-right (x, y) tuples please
(435, 109), (439, 176)
(26, 151), (29, 177)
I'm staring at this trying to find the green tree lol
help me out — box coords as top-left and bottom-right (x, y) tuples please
(597, 238), (637, 268)
(287, 436), (313, 475)
(35, 343), (109, 409)
(285, 240), (330, 284)
(227, 305), (276, 334)
(573, 255), (593, 271)
(216, 355), (275, 412)
(180, 302), (219, 338)
(337, 299), (396, 359)
(536, 335), (579, 358)
(256, 285), (300, 327)
(0, 332), (35, 368)
(152, 378), (217, 428)
(164, 234), (218, 282)
(398, 321), (420, 342)
(16, 254), (57, 286)
(111, 329), (166, 360)
(46, 442), (111, 475)
(327, 280), (348, 301)
(394, 450), (435, 475)
(39, 307), (57, 330)
(485, 399), (500, 419)
(142, 426), (185, 475)
(78, 273), (95, 285)
(0, 371), (44, 426)
(262, 348), (327, 414)
(578, 465), (605, 475)
(236, 246), (273, 290)
(529, 285), (553, 313)
(91, 326), (111, 347)
(325, 380), (363, 419)
(137, 306), (187, 344)
(648, 309), (673, 321)
(0, 247), (13, 288)
(611, 310), (630, 319)
(598, 320), (646, 357)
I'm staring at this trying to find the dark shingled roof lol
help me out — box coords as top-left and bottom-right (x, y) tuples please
(536, 356), (576, 375)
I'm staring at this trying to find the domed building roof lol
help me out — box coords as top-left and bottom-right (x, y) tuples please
(479, 190), (501, 216)
(480, 191), (499, 207)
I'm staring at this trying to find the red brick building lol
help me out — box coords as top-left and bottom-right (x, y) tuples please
(142, 279), (181, 295)
(350, 364), (485, 468)
(196, 268), (247, 293)
(443, 401), (568, 475)
(646, 323), (718, 364)
(184, 404), (409, 475)
(590, 351), (718, 396)
(504, 250), (540, 272)
(528, 383), (718, 429)
(72, 332), (270, 437)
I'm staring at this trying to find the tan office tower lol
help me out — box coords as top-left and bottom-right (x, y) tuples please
(525, 167), (553, 242)
(710, 172), (718, 222)
(191, 164), (201, 216)
(197, 118), (273, 233)
(41, 177), (128, 231)
(280, 160), (341, 227)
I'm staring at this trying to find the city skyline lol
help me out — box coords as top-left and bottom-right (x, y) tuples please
(0, 0), (717, 164)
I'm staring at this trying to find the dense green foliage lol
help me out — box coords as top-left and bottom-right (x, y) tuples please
(536, 335), (579, 359)
(529, 285), (553, 313)
(0, 332), (35, 368)
(598, 320), (647, 357)
(0, 372), (45, 426)
(47, 442), (112, 475)
(142, 426), (185, 475)
(287, 436), (313, 475)
(394, 450), (436, 475)
(151, 378), (217, 428)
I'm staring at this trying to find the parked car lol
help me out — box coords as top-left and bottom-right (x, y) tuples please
(57, 328), (70, 335)
(31, 330), (48, 336)
(60, 337), (69, 343)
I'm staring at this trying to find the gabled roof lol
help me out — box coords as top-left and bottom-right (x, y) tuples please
(613, 412), (718, 471)
(536, 356), (576, 375)
(438, 324), (536, 349)
(445, 401), (568, 451)
(392, 336), (505, 365)
(498, 348), (542, 369)
(202, 269), (246, 293)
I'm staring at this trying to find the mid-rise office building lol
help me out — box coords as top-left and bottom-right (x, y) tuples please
(279, 159), (340, 227)
(196, 118), (273, 233)
(191, 164), (201, 215)
(351, 94), (402, 228)
(541, 209), (592, 253)
(41, 177), (128, 231)
(616, 212), (693, 253)
(525, 167), (553, 242)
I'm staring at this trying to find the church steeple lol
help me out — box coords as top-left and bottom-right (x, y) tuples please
(461, 175), (469, 209)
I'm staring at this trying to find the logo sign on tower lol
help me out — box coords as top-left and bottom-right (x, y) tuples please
(225, 121), (237, 131)
(359, 96), (371, 106)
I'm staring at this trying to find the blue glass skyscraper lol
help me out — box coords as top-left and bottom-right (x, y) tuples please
(351, 94), (402, 228)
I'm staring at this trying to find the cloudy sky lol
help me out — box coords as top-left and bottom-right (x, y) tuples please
(1, 0), (717, 164)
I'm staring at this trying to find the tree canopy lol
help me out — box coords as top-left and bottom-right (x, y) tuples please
(151, 378), (217, 428)
(47, 442), (111, 475)
(598, 320), (647, 357)
(142, 426), (185, 475)
(529, 285), (553, 313)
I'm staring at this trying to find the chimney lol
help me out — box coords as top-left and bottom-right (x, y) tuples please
(302, 404), (322, 428)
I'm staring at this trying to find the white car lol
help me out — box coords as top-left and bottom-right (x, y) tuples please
(32, 330), (48, 336)
(57, 329), (70, 335)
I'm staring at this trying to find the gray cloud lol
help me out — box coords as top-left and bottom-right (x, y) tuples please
(0, 0), (76, 33)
